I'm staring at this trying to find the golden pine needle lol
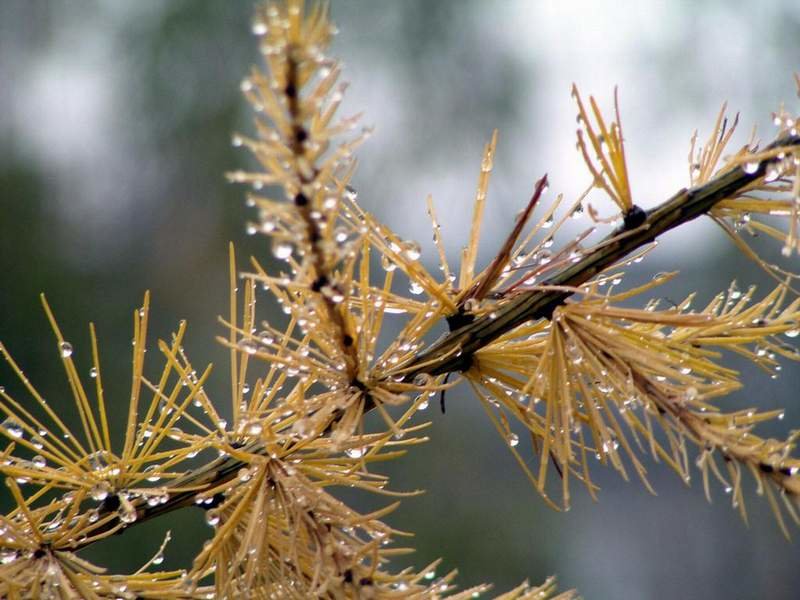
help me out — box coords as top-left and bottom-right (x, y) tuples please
(573, 85), (634, 214)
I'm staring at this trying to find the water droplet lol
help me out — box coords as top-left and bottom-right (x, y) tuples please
(733, 212), (751, 231)
(742, 161), (760, 174)
(409, 281), (424, 295)
(239, 340), (258, 355)
(345, 447), (365, 459)
(565, 341), (582, 365)
(32, 455), (46, 469)
(402, 240), (422, 261)
(1, 418), (24, 439)
(119, 498), (137, 524)
(507, 433), (520, 447)
(272, 240), (293, 260)
(765, 166), (781, 182)
(251, 20), (267, 35)
(413, 373), (432, 387)
(380, 254), (397, 272)
(463, 298), (479, 312)
(542, 215), (554, 229)
(785, 328), (800, 338)
(260, 215), (277, 233)
(596, 380), (613, 393)
(59, 342), (73, 358)
(89, 367), (98, 378)
(570, 204), (584, 219)
(602, 438), (619, 453)
(88, 450), (117, 474)
(537, 250), (552, 265)
(334, 227), (349, 244)
(145, 466), (161, 482)
(90, 482), (110, 501)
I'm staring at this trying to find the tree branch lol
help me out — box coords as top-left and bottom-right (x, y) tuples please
(400, 133), (800, 381)
(69, 133), (800, 552)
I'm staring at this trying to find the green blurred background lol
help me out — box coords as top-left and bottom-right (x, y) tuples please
(1, 1), (800, 598)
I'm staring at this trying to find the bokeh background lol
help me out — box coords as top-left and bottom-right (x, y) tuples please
(2, 1), (800, 598)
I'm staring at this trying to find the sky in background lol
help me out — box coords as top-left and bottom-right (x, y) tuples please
(1, 1), (800, 598)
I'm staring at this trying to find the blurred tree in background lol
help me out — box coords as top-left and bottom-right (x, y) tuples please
(2, 2), (800, 598)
